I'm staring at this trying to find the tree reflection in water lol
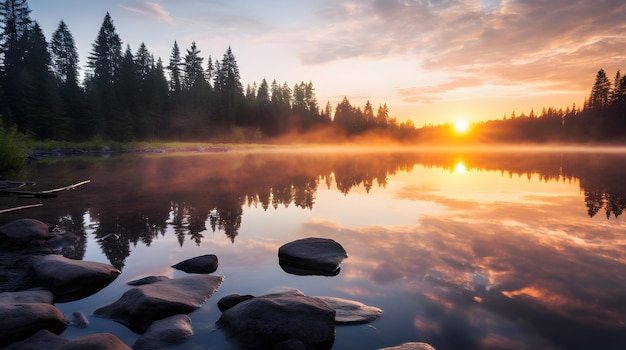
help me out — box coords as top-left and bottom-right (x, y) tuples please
(2, 148), (626, 270)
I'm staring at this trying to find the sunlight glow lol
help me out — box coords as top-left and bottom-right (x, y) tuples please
(454, 119), (470, 133)
(454, 161), (467, 174)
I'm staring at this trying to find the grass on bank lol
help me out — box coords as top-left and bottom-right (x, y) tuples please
(0, 119), (29, 179)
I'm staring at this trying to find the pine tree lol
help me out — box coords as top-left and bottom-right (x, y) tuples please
(167, 41), (182, 93)
(85, 12), (123, 138)
(216, 46), (243, 124)
(183, 41), (204, 91)
(0, 0), (31, 126)
(50, 20), (79, 85)
(589, 68), (611, 110)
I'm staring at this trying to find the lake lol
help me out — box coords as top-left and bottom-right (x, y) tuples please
(1, 147), (626, 350)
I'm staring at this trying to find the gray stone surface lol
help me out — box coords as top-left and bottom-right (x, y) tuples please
(126, 275), (170, 285)
(314, 296), (383, 324)
(0, 219), (54, 245)
(172, 254), (219, 274)
(278, 237), (348, 276)
(30, 254), (120, 302)
(378, 342), (436, 350)
(94, 274), (224, 333)
(218, 290), (336, 349)
(133, 314), (193, 349)
(5, 330), (132, 350)
(3, 329), (68, 350)
(0, 290), (54, 304)
(0, 303), (68, 347)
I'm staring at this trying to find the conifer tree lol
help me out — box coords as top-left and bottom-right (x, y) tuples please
(589, 68), (611, 110)
(50, 20), (78, 85)
(85, 12), (123, 138)
(0, 0), (31, 126)
(87, 12), (122, 85)
(183, 41), (204, 91)
(168, 41), (182, 93)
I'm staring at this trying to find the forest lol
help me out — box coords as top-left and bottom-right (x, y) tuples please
(1, 0), (626, 148)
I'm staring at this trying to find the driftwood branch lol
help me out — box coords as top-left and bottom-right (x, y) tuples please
(0, 204), (44, 214)
(0, 180), (91, 198)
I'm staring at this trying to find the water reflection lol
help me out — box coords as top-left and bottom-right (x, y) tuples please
(2, 149), (626, 349)
(1, 149), (626, 267)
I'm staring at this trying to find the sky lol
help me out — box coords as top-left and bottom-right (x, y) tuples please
(27, 0), (626, 127)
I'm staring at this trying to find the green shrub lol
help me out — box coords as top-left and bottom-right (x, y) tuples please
(0, 117), (29, 178)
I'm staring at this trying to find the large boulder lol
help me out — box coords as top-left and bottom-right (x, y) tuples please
(3, 329), (68, 349)
(0, 219), (55, 245)
(132, 314), (193, 349)
(29, 254), (120, 302)
(314, 296), (383, 324)
(4, 330), (132, 350)
(0, 290), (54, 304)
(218, 290), (336, 349)
(56, 333), (132, 350)
(0, 303), (68, 347)
(94, 274), (224, 333)
(171, 254), (219, 274)
(278, 237), (347, 276)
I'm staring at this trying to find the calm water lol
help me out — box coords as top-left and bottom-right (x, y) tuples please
(2, 148), (626, 350)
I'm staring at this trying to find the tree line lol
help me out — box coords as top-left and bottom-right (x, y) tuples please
(418, 68), (626, 144)
(2, 0), (626, 146)
(0, 0), (409, 143)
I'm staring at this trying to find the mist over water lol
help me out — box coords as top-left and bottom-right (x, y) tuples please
(2, 147), (626, 349)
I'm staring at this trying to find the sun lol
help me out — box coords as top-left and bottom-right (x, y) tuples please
(453, 119), (470, 133)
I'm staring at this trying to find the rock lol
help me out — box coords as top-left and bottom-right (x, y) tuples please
(98, 233), (119, 242)
(132, 314), (193, 349)
(0, 290), (54, 304)
(126, 275), (170, 285)
(278, 237), (347, 276)
(217, 294), (255, 312)
(69, 311), (89, 328)
(0, 219), (55, 245)
(314, 296), (383, 324)
(55, 333), (132, 350)
(0, 303), (68, 346)
(3, 329), (68, 350)
(378, 342), (437, 350)
(4, 331), (131, 350)
(94, 274), (224, 334)
(29, 254), (120, 302)
(218, 290), (336, 350)
(171, 254), (219, 274)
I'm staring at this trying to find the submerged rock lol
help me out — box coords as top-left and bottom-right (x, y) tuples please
(314, 296), (383, 324)
(171, 254), (219, 274)
(0, 303), (68, 347)
(126, 275), (170, 285)
(218, 290), (336, 350)
(132, 314), (193, 349)
(94, 274), (224, 334)
(69, 311), (89, 329)
(378, 342), (437, 350)
(278, 237), (348, 276)
(29, 254), (120, 302)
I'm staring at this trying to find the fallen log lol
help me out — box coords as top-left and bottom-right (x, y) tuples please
(0, 180), (91, 198)
(0, 204), (44, 214)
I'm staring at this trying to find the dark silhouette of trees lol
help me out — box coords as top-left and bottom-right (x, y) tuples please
(85, 12), (123, 139)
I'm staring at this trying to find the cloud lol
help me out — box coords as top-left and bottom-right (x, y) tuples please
(298, 186), (626, 347)
(299, 0), (626, 98)
(120, 2), (175, 24)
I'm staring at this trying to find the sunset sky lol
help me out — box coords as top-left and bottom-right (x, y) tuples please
(28, 0), (626, 127)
